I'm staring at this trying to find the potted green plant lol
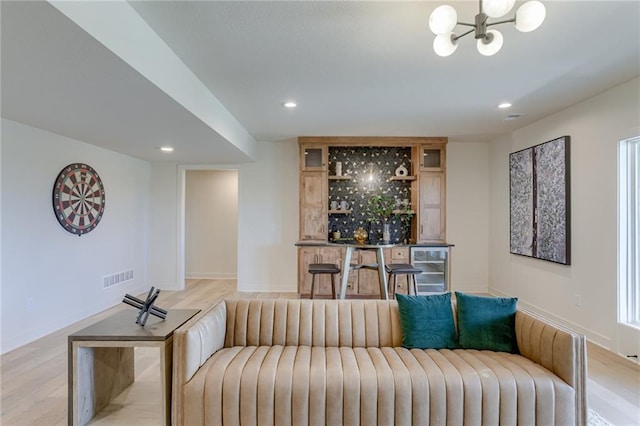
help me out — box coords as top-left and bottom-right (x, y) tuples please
(365, 194), (413, 243)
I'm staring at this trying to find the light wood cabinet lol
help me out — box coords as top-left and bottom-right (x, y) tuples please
(300, 144), (327, 171)
(298, 247), (342, 297)
(337, 253), (359, 295)
(417, 144), (446, 243)
(356, 250), (380, 296)
(418, 171), (446, 243)
(419, 144), (446, 172)
(299, 171), (327, 241)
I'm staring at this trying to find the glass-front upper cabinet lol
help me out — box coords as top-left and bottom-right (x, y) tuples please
(420, 145), (446, 171)
(300, 144), (327, 171)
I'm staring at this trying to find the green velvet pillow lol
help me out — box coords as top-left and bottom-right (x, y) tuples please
(396, 293), (458, 349)
(455, 292), (518, 353)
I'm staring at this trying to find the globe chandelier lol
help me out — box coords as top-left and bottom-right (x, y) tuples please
(429, 0), (546, 57)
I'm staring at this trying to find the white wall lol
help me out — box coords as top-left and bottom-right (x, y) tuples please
(488, 77), (640, 356)
(236, 141), (298, 291)
(0, 119), (150, 353)
(447, 142), (490, 292)
(149, 140), (299, 292)
(185, 170), (238, 278)
(149, 162), (178, 289)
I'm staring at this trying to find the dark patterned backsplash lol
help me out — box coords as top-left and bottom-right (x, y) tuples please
(328, 146), (413, 243)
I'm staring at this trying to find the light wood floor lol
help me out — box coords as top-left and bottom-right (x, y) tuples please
(1, 279), (639, 425)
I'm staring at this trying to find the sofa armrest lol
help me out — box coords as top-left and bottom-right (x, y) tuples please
(172, 300), (227, 425)
(515, 308), (588, 426)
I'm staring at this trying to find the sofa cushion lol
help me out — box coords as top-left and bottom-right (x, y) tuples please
(456, 292), (518, 353)
(182, 345), (575, 426)
(395, 293), (457, 349)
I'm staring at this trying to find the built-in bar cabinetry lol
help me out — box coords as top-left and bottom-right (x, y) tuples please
(299, 137), (447, 244)
(418, 144), (446, 242)
(298, 246), (342, 296)
(298, 246), (415, 298)
(297, 244), (451, 298)
(299, 144), (329, 240)
(297, 137), (450, 297)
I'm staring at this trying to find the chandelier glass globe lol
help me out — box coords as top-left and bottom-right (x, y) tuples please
(515, 1), (546, 32)
(477, 30), (504, 56)
(433, 33), (458, 57)
(483, 0), (516, 19)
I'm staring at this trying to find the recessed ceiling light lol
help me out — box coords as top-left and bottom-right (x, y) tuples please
(160, 146), (174, 152)
(498, 102), (512, 109)
(282, 101), (297, 108)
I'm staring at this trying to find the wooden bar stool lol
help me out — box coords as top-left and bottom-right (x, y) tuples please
(308, 263), (341, 299)
(385, 263), (421, 298)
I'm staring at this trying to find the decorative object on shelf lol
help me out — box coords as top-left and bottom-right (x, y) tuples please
(52, 163), (105, 236)
(330, 200), (339, 210)
(366, 194), (396, 223)
(339, 200), (350, 210)
(332, 227), (341, 241)
(122, 286), (168, 326)
(428, 0), (546, 57)
(335, 161), (343, 176)
(395, 164), (408, 177)
(366, 193), (414, 243)
(382, 223), (391, 243)
(354, 227), (368, 244)
(367, 194), (414, 220)
(509, 136), (570, 265)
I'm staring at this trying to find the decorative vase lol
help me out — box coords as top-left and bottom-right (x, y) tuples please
(395, 164), (408, 177)
(354, 227), (368, 245)
(382, 223), (390, 243)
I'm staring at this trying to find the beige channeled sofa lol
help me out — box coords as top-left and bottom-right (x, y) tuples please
(172, 299), (587, 425)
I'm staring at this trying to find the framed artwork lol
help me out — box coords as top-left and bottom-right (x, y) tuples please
(52, 163), (105, 236)
(509, 136), (570, 265)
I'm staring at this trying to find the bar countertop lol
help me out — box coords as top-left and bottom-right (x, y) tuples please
(295, 240), (454, 247)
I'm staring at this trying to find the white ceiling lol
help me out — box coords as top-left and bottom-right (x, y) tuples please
(2, 1), (639, 163)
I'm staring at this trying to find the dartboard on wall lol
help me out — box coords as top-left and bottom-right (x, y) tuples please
(52, 163), (105, 236)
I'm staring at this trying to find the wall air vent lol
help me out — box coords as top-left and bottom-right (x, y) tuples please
(103, 269), (134, 289)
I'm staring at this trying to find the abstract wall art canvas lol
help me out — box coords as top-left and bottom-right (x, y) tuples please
(510, 136), (571, 265)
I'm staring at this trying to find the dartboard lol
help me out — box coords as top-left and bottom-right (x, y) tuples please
(52, 163), (105, 236)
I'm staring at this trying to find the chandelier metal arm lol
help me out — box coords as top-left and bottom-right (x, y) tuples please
(487, 18), (516, 27)
(452, 27), (476, 42)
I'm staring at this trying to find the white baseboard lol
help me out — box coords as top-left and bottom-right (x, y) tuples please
(185, 272), (237, 279)
(450, 287), (489, 294)
(489, 286), (613, 349)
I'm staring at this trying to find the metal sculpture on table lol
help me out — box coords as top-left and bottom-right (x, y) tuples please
(122, 286), (167, 326)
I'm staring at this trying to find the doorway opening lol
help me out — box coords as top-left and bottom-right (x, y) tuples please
(178, 167), (238, 289)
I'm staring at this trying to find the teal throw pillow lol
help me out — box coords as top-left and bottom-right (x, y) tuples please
(396, 293), (458, 350)
(455, 292), (518, 353)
